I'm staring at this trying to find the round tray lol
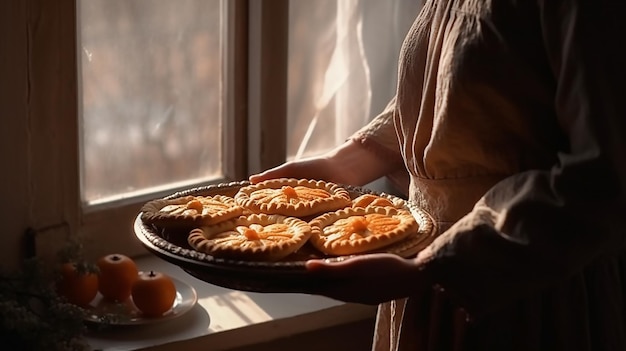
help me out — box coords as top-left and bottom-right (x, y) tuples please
(134, 181), (437, 293)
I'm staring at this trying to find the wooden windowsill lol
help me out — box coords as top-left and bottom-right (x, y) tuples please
(86, 254), (377, 351)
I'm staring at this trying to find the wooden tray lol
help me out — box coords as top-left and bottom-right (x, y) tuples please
(133, 181), (437, 293)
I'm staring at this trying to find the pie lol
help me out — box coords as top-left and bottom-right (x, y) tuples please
(309, 206), (418, 256)
(140, 195), (244, 228)
(351, 193), (405, 209)
(234, 178), (352, 217)
(188, 214), (312, 261)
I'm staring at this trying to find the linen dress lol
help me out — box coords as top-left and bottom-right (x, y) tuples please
(349, 0), (626, 350)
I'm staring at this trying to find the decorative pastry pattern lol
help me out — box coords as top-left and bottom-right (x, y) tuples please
(188, 214), (312, 261)
(309, 206), (418, 256)
(234, 178), (352, 217)
(351, 193), (405, 209)
(140, 195), (244, 228)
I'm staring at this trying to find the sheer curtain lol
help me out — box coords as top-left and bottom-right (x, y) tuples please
(287, 0), (423, 160)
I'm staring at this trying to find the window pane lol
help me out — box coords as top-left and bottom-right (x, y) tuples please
(79, 0), (223, 204)
(287, 0), (422, 160)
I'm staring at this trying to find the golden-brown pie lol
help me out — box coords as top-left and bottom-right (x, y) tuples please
(309, 206), (418, 256)
(188, 214), (312, 261)
(140, 195), (244, 228)
(351, 193), (405, 209)
(234, 178), (352, 217)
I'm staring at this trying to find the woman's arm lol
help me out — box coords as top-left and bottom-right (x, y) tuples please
(250, 97), (406, 186)
(250, 138), (398, 186)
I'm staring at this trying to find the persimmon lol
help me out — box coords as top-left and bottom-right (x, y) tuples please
(131, 271), (177, 317)
(56, 262), (99, 307)
(97, 254), (139, 302)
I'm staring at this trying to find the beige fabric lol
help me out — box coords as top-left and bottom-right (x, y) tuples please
(372, 298), (408, 351)
(351, 0), (626, 350)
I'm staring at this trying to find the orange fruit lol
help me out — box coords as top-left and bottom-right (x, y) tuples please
(131, 271), (177, 317)
(56, 262), (99, 307)
(97, 254), (139, 302)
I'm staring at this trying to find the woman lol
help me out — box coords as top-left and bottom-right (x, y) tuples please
(251, 1), (626, 350)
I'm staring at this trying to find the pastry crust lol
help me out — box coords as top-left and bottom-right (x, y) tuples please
(309, 206), (418, 256)
(351, 193), (406, 209)
(140, 195), (244, 228)
(188, 214), (312, 261)
(234, 178), (352, 217)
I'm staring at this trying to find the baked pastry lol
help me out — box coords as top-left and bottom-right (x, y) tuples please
(234, 178), (352, 217)
(351, 193), (405, 209)
(188, 214), (312, 261)
(140, 195), (244, 228)
(309, 206), (418, 256)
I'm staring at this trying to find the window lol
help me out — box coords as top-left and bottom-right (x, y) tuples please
(79, 0), (225, 204)
(74, 0), (247, 259)
(7, 0), (422, 263)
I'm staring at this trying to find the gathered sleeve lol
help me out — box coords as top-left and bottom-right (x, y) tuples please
(349, 96), (411, 194)
(418, 0), (626, 317)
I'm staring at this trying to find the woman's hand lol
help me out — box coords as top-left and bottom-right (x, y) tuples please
(249, 156), (341, 184)
(249, 139), (395, 186)
(304, 253), (428, 305)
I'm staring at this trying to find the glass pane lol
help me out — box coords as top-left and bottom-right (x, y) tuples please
(287, 0), (422, 160)
(79, 0), (223, 204)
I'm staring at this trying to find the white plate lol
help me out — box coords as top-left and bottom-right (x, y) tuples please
(84, 276), (197, 325)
